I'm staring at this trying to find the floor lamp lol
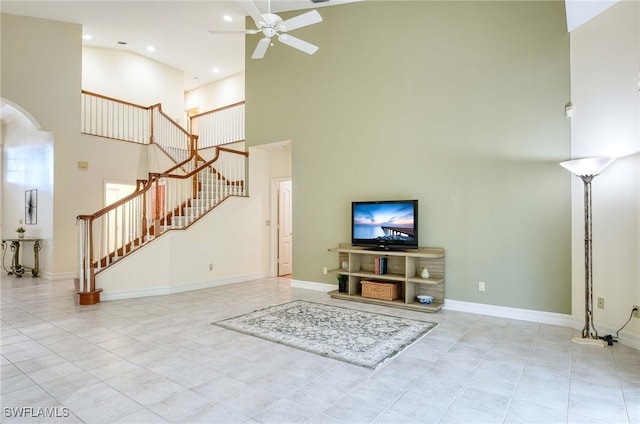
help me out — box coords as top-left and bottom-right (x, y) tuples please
(560, 156), (615, 347)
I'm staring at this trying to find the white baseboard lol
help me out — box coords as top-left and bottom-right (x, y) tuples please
(443, 299), (578, 327)
(101, 272), (268, 301)
(36, 271), (75, 281)
(290, 279), (336, 292)
(287, 281), (639, 350)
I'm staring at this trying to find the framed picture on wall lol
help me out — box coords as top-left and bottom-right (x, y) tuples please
(25, 189), (37, 225)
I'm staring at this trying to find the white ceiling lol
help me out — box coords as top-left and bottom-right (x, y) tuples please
(0, 0), (617, 96)
(0, 0), (353, 92)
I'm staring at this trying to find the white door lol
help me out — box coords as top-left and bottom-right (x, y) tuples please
(277, 180), (293, 276)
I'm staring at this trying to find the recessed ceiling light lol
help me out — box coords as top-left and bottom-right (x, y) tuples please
(82, 34), (92, 41)
(212, 67), (220, 73)
(223, 15), (233, 22)
(146, 46), (156, 52)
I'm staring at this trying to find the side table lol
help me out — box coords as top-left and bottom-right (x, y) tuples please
(1, 238), (41, 277)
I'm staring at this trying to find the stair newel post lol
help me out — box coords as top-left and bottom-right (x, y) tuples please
(75, 216), (102, 305)
(153, 174), (161, 236)
(149, 105), (155, 144)
(141, 181), (148, 240)
(193, 166), (199, 200)
(191, 135), (200, 198)
(191, 134), (199, 157)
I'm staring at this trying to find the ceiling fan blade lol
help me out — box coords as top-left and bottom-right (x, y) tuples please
(279, 10), (322, 32)
(278, 34), (319, 55)
(252, 37), (271, 59)
(208, 29), (261, 34)
(238, 0), (265, 28)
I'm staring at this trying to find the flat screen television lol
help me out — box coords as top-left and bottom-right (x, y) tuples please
(351, 200), (418, 250)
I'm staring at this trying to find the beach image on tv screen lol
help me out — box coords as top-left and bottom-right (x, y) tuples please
(353, 203), (415, 241)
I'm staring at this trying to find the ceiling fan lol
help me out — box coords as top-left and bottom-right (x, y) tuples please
(209, 0), (323, 59)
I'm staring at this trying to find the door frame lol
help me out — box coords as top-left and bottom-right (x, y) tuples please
(270, 177), (292, 277)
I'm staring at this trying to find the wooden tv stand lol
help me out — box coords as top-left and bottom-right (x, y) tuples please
(328, 244), (445, 313)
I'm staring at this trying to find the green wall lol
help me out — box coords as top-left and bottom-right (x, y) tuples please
(246, 1), (571, 313)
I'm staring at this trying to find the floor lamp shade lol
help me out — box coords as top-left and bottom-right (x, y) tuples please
(560, 157), (615, 177)
(560, 156), (615, 347)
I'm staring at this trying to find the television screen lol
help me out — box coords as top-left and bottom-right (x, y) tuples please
(352, 200), (418, 250)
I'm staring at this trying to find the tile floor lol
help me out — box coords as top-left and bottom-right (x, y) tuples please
(1, 274), (638, 424)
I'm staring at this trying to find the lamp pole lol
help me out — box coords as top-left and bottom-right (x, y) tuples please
(560, 156), (615, 347)
(580, 174), (597, 339)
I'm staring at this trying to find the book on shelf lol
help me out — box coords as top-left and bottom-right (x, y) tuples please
(375, 256), (388, 275)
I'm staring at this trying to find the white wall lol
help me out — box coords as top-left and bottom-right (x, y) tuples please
(2, 13), (82, 277)
(1, 113), (54, 275)
(570, 1), (640, 339)
(72, 135), (161, 216)
(83, 46), (185, 125)
(184, 72), (245, 114)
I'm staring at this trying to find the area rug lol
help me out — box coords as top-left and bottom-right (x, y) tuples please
(213, 300), (437, 369)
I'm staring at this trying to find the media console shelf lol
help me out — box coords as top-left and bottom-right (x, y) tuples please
(328, 244), (445, 313)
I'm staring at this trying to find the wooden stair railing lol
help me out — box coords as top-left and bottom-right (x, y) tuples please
(75, 147), (248, 305)
(81, 90), (195, 165)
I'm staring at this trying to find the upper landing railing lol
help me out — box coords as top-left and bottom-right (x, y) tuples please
(190, 102), (245, 149)
(81, 91), (246, 160)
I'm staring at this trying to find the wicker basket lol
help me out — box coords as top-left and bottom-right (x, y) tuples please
(361, 280), (401, 301)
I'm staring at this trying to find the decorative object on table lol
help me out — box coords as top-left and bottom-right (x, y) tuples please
(16, 226), (25, 239)
(417, 295), (433, 304)
(213, 300), (437, 369)
(337, 274), (348, 292)
(560, 156), (616, 347)
(25, 189), (37, 225)
(420, 266), (430, 279)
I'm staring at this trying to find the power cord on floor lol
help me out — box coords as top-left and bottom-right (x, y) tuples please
(599, 307), (638, 346)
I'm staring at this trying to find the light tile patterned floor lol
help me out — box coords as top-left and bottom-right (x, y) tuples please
(1, 275), (638, 423)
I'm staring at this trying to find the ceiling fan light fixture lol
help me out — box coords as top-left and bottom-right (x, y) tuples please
(263, 27), (277, 38)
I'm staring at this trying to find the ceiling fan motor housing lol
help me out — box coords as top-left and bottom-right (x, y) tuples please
(261, 13), (283, 38)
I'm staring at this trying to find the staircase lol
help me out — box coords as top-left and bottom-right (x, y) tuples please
(76, 92), (247, 304)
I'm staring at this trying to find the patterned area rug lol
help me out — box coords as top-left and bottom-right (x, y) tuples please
(213, 300), (437, 369)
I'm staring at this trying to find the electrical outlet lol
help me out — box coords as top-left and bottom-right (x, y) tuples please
(478, 281), (485, 292)
(597, 297), (605, 309)
(323, 267), (328, 275)
(209, 263), (213, 271)
(633, 305), (639, 318)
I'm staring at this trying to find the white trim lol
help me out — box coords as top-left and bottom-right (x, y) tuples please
(291, 279), (336, 292)
(41, 271), (76, 281)
(443, 299), (578, 327)
(101, 272), (268, 301)
(286, 281), (639, 350)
